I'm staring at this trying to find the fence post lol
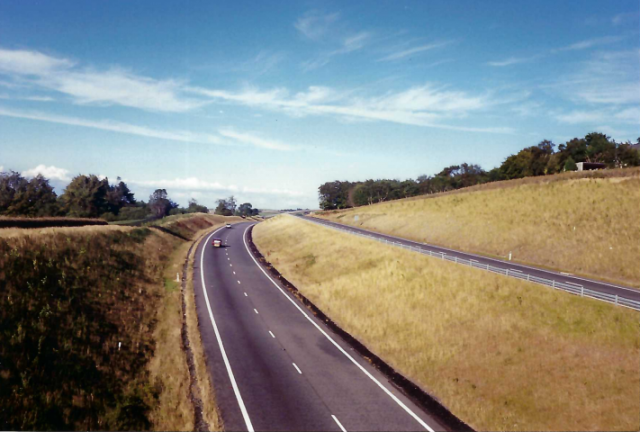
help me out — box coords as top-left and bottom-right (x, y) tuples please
(615, 295), (618, 305)
(454, 256), (457, 263)
(527, 274), (530, 281)
(581, 286), (584, 297)
(552, 280), (555, 288)
(506, 269), (509, 276)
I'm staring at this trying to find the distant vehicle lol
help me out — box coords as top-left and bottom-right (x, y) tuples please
(226, 223), (232, 228)
(212, 238), (222, 248)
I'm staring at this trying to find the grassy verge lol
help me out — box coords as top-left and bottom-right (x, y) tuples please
(315, 168), (640, 287)
(253, 215), (640, 431)
(0, 214), (234, 430)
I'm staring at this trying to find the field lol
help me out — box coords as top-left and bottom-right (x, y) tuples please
(315, 168), (640, 287)
(253, 215), (640, 431)
(0, 214), (232, 430)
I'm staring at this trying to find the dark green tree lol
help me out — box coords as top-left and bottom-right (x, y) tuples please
(59, 175), (109, 217)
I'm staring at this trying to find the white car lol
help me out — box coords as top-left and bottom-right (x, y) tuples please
(225, 223), (232, 228)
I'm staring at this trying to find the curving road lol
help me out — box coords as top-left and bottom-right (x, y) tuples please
(193, 222), (448, 432)
(299, 215), (640, 306)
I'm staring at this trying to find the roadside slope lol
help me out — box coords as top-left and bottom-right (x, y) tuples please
(0, 214), (234, 430)
(253, 215), (640, 431)
(314, 168), (640, 287)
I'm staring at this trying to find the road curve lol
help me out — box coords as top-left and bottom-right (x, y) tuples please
(299, 215), (640, 304)
(193, 222), (448, 432)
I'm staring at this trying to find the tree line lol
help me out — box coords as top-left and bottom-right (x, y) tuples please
(0, 172), (258, 220)
(213, 195), (260, 217)
(319, 133), (640, 210)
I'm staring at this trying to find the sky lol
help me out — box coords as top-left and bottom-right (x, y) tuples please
(0, 0), (638, 209)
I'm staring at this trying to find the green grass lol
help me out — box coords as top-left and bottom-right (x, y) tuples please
(254, 215), (640, 431)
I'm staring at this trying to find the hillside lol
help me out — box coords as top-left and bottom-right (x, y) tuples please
(0, 214), (234, 430)
(315, 168), (640, 287)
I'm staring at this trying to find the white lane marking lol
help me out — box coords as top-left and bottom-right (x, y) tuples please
(510, 269), (522, 273)
(242, 226), (434, 432)
(228, 258), (230, 261)
(244, 292), (248, 297)
(254, 308), (259, 314)
(470, 259), (479, 262)
(561, 272), (572, 276)
(233, 271), (236, 275)
(292, 363), (302, 374)
(238, 280), (241, 285)
(269, 331), (275, 338)
(332, 415), (347, 432)
(200, 228), (254, 432)
(566, 281), (583, 287)
(230, 264), (233, 267)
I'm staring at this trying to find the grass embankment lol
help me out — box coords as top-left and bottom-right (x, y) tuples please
(315, 168), (640, 287)
(253, 215), (640, 431)
(0, 213), (235, 430)
(0, 217), (108, 228)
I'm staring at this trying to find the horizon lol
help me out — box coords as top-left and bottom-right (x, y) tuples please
(1, 0), (638, 209)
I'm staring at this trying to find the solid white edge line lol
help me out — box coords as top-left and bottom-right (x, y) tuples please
(292, 363), (302, 374)
(269, 330), (275, 338)
(242, 225), (434, 432)
(201, 227), (254, 432)
(254, 308), (259, 314)
(332, 414), (347, 432)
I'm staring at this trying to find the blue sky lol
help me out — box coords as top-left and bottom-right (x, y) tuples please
(0, 0), (638, 209)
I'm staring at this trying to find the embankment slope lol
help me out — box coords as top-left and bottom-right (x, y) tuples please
(315, 168), (640, 287)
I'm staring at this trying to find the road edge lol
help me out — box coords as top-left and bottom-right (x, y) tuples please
(246, 224), (474, 432)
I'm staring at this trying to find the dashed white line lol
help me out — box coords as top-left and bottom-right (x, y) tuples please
(200, 228), (254, 432)
(510, 269), (523, 273)
(254, 308), (259, 314)
(237, 280), (241, 284)
(244, 292), (248, 297)
(233, 271), (236, 275)
(242, 226), (434, 432)
(230, 264), (233, 267)
(332, 415), (347, 432)
(269, 331), (275, 338)
(292, 363), (302, 374)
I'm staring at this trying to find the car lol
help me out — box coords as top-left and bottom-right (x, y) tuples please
(225, 223), (232, 228)
(212, 238), (222, 248)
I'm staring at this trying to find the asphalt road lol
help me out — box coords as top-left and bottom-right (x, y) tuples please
(299, 215), (640, 304)
(193, 222), (447, 432)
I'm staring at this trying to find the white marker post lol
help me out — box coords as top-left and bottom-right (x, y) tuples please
(176, 273), (180, 282)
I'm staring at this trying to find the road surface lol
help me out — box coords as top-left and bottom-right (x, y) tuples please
(299, 215), (640, 305)
(193, 222), (449, 432)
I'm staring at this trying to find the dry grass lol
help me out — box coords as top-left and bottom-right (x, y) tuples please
(253, 215), (640, 431)
(315, 169), (640, 287)
(147, 238), (195, 431)
(0, 224), (132, 238)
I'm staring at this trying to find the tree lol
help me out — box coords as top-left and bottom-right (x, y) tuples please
(59, 175), (110, 217)
(236, 202), (256, 217)
(0, 171), (59, 216)
(214, 199), (233, 216)
(187, 198), (208, 213)
(563, 156), (578, 171)
(148, 189), (177, 218)
(106, 177), (136, 215)
(318, 181), (352, 210)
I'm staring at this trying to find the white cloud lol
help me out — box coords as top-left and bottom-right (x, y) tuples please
(22, 164), (70, 181)
(551, 50), (640, 105)
(341, 32), (371, 53)
(378, 41), (453, 62)
(487, 56), (538, 67)
(190, 83), (515, 133)
(0, 47), (204, 112)
(555, 35), (624, 52)
(0, 106), (295, 151)
(612, 12), (639, 26)
(615, 107), (640, 123)
(218, 129), (295, 151)
(0, 48), (74, 75)
(556, 110), (606, 124)
(294, 11), (340, 41)
(131, 177), (306, 197)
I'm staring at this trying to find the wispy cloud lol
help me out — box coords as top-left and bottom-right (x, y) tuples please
(612, 12), (639, 26)
(378, 41), (453, 62)
(340, 32), (372, 53)
(0, 47), (205, 112)
(0, 106), (296, 150)
(548, 50), (640, 105)
(487, 55), (539, 67)
(294, 11), (340, 41)
(190, 83), (515, 133)
(22, 164), (70, 181)
(130, 177), (306, 197)
(555, 35), (624, 52)
(555, 110), (606, 124)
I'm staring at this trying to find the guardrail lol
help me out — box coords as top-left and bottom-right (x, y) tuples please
(302, 218), (640, 312)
